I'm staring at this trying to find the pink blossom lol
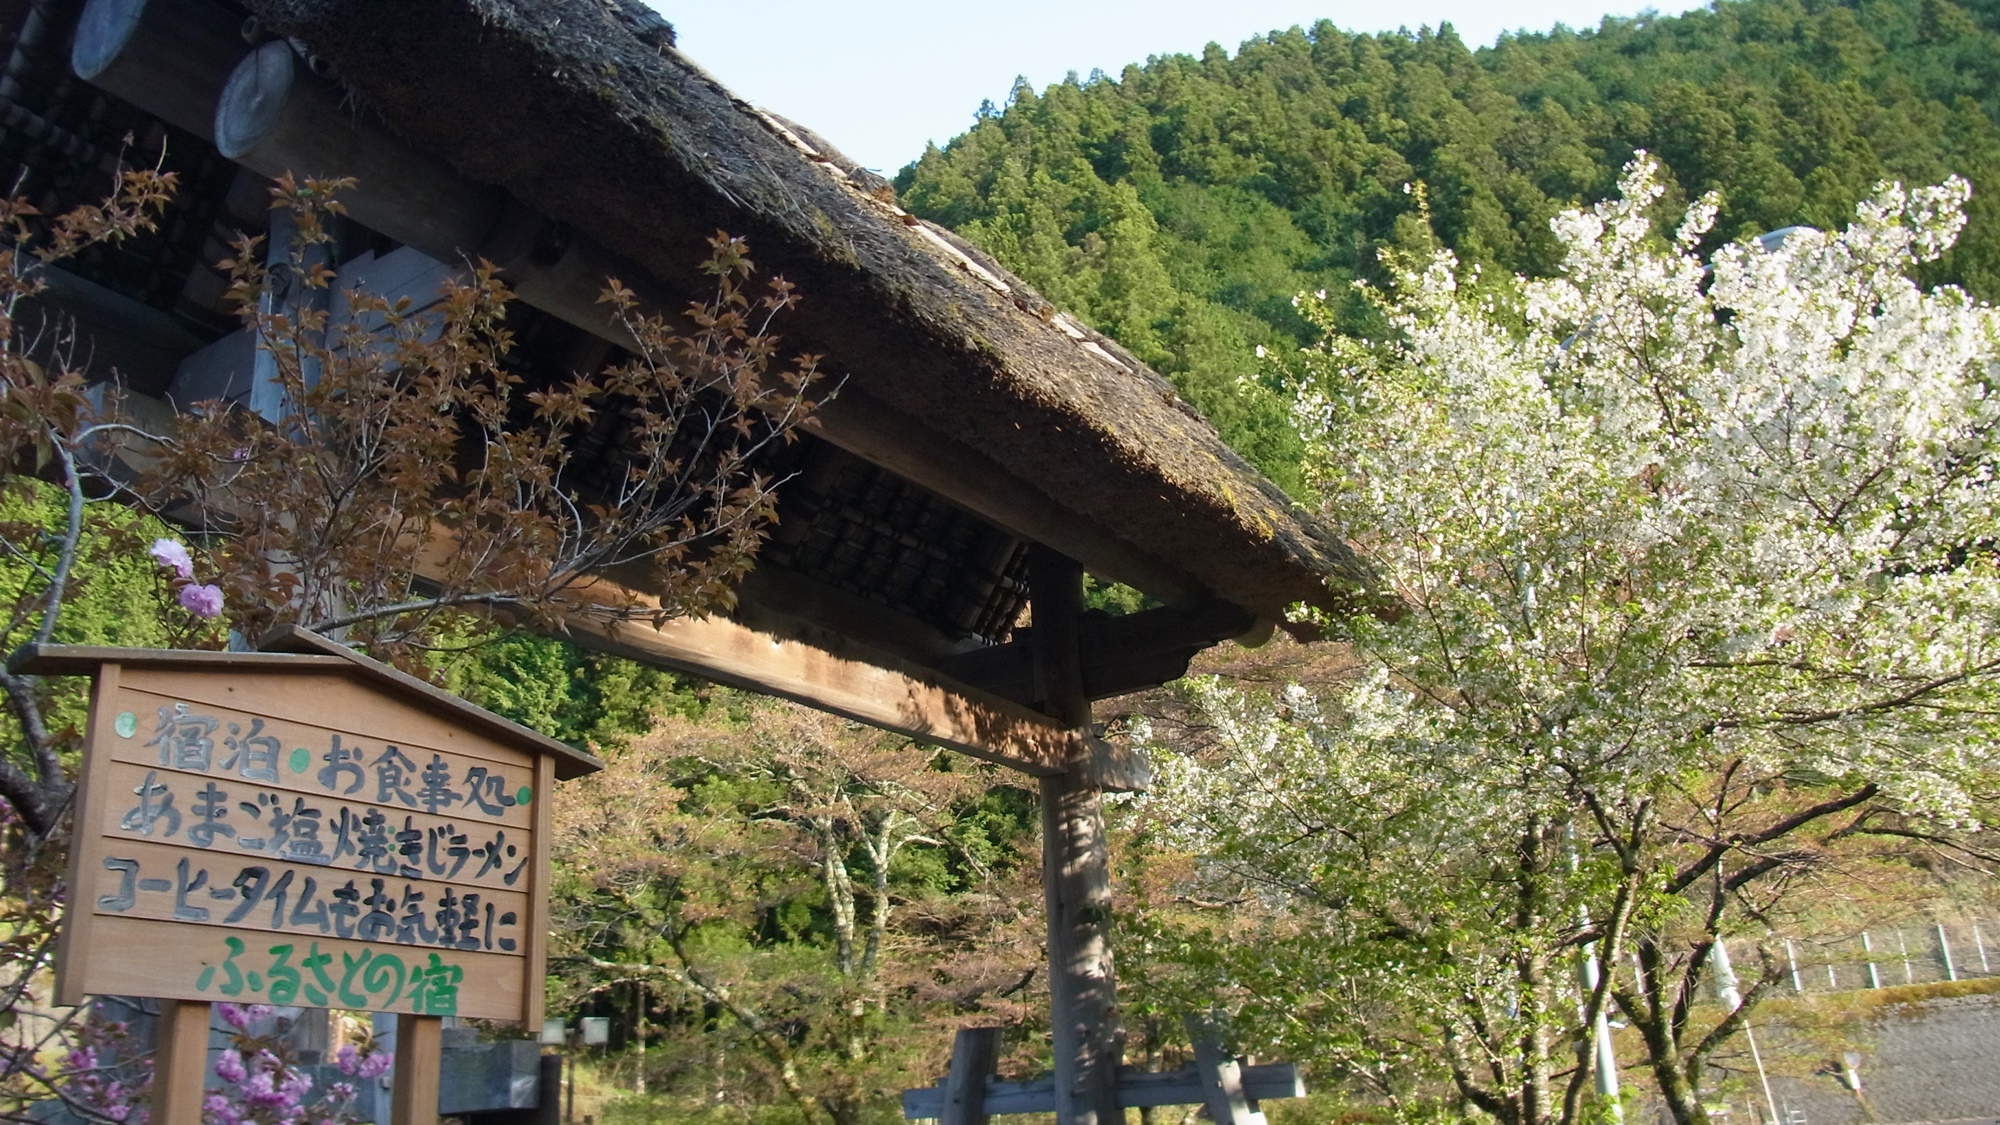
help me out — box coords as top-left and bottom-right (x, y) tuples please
(178, 583), (224, 619)
(148, 538), (193, 580)
(355, 1051), (391, 1080)
(213, 1048), (247, 1084)
(208, 1096), (246, 1125)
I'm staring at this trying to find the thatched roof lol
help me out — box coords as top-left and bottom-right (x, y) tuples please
(238, 0), (1368, 623)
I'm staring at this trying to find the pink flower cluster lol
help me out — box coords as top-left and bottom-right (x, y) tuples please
(215, 1003), (271, 1033)
(16, 1016), (153, 1125)
(60, 1043), (142, 1123)
(333, 1045), (392, 1080)
(149, 537), (224, 620)
(26, 1006), (385, 1125)
(202, 1009), (380, 1125)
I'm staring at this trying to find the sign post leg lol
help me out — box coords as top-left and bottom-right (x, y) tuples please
(151, 1000), (211, 1125)
(391, 1014), (443, 1125)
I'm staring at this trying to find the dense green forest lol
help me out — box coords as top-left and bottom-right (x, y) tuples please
(898, 0), (2000, 489)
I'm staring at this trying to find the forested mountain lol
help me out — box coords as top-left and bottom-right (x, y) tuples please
(897, 0), (2000, 488)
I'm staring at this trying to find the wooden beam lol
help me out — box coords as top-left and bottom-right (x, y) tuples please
(216, 40), (508, 263)
(1030, 548), (1124, 1125)
(808, 386), (1209, 607)
(72, 0), (242, 142)
(25, 266), (211, 397)
(731, 562), (989, 667)
(558, 584), (1076, 775)
(211, 41), (678, 349)
(902, 1062), (1306, 1119)
(938, 597), (1257, 707)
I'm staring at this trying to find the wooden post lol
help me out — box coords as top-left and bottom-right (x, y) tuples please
(1184, 1016), (1260, 1125)
(1030, 547), (1124, 1125)
(151, 1000), (211, 1125)
(390, 1014), (443, 1125)
(523, 753), (557, 1032)
(941, 1027), (1002, 1125)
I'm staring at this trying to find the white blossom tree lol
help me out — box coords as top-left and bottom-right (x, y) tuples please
(1140, 157), (2000, 1125)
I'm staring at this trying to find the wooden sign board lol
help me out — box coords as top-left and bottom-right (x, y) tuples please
(18, 632), (601, 1027)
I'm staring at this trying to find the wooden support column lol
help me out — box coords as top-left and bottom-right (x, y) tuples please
(390, 1013), (443, 1125)
(151, 1000), (211, 1125)
(1030, 547), (1124, 1125)
(1185, 1015), (1263, 1125)
(941, 1027), (1002, 1125)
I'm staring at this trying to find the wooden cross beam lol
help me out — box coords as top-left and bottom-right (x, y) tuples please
(901, 1062), (1307, 1121)
(560, 588), (1081, 776)
(902, 1019), (1306, 1124)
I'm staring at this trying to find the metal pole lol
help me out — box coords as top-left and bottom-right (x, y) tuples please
(1567, 834), (1622, 1124)
(634, 981), (647, 1095)
(1580, 935), (1623, 1121)
(1592, 1012), (1621, 1120)
(1711, 941), (1780, 1125)
(1785, 939), (1802, 993)
(1937, 923), (1958, 983)
(1862, 931), (1880, 989)
(1898, 929), (1914, 984)
(1973, 920), (1991, 974)
(1743, 1024), (1780, 1125)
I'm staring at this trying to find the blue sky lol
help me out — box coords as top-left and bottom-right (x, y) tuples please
(654, 0), (1711, 176)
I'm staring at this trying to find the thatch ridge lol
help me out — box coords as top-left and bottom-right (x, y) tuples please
(241, 0), (1370, 620)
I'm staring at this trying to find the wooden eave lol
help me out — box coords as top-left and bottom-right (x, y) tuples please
(28, 0), (1364, 765)
(233, 0), (1371, 624)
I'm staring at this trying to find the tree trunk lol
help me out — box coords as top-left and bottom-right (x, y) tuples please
(1618, 939), (1708, 1125)
(820, 814), (857, 977)
(1514, 813), (1556, 1125)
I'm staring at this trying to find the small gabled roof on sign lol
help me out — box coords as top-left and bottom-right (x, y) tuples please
(11, 624), (603, 779)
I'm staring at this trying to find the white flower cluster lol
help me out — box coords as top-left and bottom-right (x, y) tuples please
(1156, 156), (2000, 851)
